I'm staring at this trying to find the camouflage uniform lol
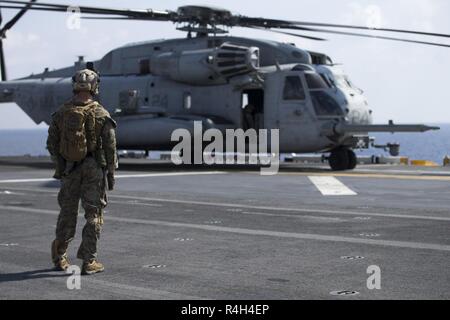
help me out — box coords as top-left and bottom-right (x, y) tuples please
(47, 100), (117, 263)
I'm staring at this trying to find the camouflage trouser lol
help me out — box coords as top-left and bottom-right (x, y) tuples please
(55, 156), (107, 262)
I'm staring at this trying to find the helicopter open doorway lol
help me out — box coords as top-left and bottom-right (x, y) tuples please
(242, 89), (264, 131)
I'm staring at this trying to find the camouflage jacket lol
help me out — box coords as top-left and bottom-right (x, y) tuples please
(47, 99), (118, 173)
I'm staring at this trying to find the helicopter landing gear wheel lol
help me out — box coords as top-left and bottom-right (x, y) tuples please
(347, 149), (357, 170)
(329, 148), (357, 171)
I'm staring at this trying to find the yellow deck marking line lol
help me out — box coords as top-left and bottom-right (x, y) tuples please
(242, 171), (450, 181)
(313, 172), (450, 181)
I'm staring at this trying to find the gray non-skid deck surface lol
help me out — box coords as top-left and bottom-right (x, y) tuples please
(0, 158), (449, 299)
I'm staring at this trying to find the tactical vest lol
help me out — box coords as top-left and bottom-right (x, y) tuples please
(59, 102), (97, 162)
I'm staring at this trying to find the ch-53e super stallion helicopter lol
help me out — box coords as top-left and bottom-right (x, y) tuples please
(0, 1), (446, 170)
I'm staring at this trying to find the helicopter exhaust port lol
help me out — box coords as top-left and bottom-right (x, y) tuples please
(150, 43), (260, 85)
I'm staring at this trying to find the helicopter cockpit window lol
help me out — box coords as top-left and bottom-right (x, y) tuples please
(283, 76), (305, 100)
(334, 75), (353, 89)
(324, 74), (336, 87)
(345, 77), (354, 88)
(305, 73), (329, 89)
(310, 91), (344, 117)
(319, 74), (333, 88)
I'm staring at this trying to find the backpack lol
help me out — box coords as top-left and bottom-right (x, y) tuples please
(59, 102), (97, 162)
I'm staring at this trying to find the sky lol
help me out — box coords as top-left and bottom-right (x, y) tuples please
(0, 0), (449, 128)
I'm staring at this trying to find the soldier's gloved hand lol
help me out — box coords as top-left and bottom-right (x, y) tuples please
(51, 155), (63, 180)
(107, 172), (115, 191)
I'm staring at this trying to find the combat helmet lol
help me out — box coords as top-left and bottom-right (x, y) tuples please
(72, 69), (100, 95)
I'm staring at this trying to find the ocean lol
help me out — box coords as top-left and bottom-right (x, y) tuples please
(1, 125), (449, 163)
(355, 123), (450, 164)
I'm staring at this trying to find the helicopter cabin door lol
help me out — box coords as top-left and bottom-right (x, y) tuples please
(242, 89), (264, 131)
(264, 71), (310, 132)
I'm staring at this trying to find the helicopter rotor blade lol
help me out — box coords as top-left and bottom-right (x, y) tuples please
(246, 26), (327, 41)
(0, 1), (174, 21)
(0, 0), (36, 81)
(237, 16), (450, 39)
(81, 16), (133, 20)
(286, 21), (450, 39)
(0, 38), (6, 80)
(80, 16), (153, 21)
(0, 0), (35, 35)
(0, 1), (448, 49)
(258, 25), (450, 48)
(0, 5), (4, 80)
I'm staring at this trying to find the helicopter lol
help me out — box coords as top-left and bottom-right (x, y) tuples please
(0, 1), (446, 171)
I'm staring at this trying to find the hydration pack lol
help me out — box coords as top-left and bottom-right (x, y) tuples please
(59, 102), (97, 162)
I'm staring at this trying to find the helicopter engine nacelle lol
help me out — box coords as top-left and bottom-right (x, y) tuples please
(150, 43), (260, 85)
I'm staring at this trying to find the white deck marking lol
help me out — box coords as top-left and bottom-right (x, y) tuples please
(109, 200), (162, 207)
(0, 190), (25, 195)
(308, 176), (357, 196)
(355, 168), (450, 176)
(2, 205), (450, 252)
(0, 171), (226, 184)
(241, 211), (342, 222)
(0, 178), (55, 183)
(2, 186), (450, 222)
(115, 171), (226, 179)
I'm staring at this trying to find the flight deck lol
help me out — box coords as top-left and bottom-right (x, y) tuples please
(0, 157), (449, 299)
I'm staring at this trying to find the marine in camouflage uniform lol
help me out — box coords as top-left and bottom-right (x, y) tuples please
(47, 69), (117, 275)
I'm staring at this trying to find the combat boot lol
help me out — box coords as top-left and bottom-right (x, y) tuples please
(51, 239), (70, 271)
(54, 255), (70, 271)
(82, 260), (104, 275)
